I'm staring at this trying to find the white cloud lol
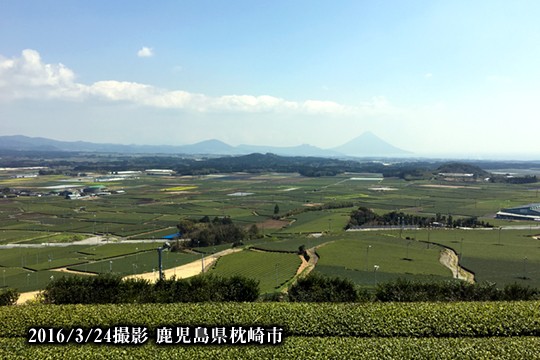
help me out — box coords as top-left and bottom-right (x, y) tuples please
(137, 47), (154, 57)
(424, 73), (433, 79)
(0, 49), (82, 99)
(0, 49), (398, 118)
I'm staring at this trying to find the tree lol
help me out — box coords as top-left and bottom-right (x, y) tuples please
(288, 273), (358, 302)
(274, 204), (280, 215)
(248, 224), (261, 239)
(447, 214), (453, 227)
(348, 207), (379, 227)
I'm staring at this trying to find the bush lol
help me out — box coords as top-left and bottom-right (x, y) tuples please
(221, 275), (260, 302)
(122, 278), (155, 303)
(0, 288), (19, 306)
(43, 274), (260, 304)
(184, 274), (259, 302)
(260, 292), (287, 302)
(43, 274), (125, 304)
(374, 279), (539, 302)
(502, 283), (539, 301)
(288, 273), (358, 302)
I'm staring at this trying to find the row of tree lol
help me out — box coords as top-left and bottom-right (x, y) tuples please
(347, 207), (493, 229)
(4, 274), (538, 305)
(41, 274), (260, 304)
(287, 274), (539, 302)
(176, 216), (261, 248)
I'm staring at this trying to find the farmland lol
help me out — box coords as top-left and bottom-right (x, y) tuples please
(1, 302), (540, 358)
(0, 168), (539, 293)
(1, 164), (540, 358)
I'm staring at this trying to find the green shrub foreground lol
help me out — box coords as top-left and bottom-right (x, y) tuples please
(2, 337), (540, 360)
(1, 302), (539, 359)
(1, 302), (539, 338)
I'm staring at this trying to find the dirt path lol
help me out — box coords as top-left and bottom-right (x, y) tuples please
(16, 291), (41, 305)
(123, 248), (243, 282)
(15, 248), (243, 304)
(439, 248), (475, 283)
(52, 268), (96, 276)
(295, 248), (318, 277)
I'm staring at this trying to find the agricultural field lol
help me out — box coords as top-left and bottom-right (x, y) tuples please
(314, 234), (454, 288)
(208, 249), (302, 293)
(0, 171), (539, 293)
(1, 302), (539, 358)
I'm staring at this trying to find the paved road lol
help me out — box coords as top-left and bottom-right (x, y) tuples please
(0, 236), (169, 249)
(348, 225), (540, 232)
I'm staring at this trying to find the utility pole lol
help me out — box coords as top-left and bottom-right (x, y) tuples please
(365, 245), (371, 271)
(157, 242), (172, 280)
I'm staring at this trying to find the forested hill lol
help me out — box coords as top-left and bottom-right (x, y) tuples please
(0, 150), (434, 178)
(435, 163), (490, 177)
(174, 153), (367, 176)
(1, 150), (539, 181)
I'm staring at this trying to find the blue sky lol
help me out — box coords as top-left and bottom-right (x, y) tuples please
(1, 0), (540, 158)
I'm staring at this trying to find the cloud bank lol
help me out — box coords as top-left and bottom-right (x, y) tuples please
(0, 49), (396, 117)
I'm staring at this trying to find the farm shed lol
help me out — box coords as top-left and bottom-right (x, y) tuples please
(496, 203), (540, 221)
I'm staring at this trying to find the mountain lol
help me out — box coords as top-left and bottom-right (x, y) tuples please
(331, 132), (410, 157)
(0, 132), (411, 158)
(237, 144), (342, 157)
(0, 135), (235, 155)
(176, 139), (237, 155)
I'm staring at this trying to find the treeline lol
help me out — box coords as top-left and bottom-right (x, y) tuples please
(347, 207), (493, 228)
(4, 150), (540, 182)
(0, 151), (451, 179)
(435, 162), (489, 177)
(5, 274), (538, 305)
(288, 274), (539, 302)
(494, 175), (538, 184)
(284, 201), (355, 217)
(41, 274), (259, 304)
(176, 216), (261, 248)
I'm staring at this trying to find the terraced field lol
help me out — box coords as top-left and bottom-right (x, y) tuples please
(209, 249), (302, 293)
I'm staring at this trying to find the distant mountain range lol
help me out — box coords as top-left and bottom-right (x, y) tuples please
(0, 132), (411, 158)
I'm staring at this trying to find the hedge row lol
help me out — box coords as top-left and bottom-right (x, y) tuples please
(374, 278), (540, 302)
(2, 337), (540, 359)
(29, 274), (540, 306)
(288, 275), (539, 303)
(42, 274), (259, 304)
(1, 302), (539, 338)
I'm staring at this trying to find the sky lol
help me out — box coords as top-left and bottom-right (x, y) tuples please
(1, 0), (540, 159)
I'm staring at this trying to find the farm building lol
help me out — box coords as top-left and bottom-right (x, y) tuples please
(145, 169), (175, 176)
(496, 203), (540, 221)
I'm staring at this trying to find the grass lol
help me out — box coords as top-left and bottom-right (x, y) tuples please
(1, 172), (540, 293)
(314, 233), (452, 287)
(209, 249), (301, 294)
(412, 228), (540, 287)
(0, 246), (88, 269)
(278, 209), (352, 234)
(252, 234), (334, 252)
(69, 250), (200, 276)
